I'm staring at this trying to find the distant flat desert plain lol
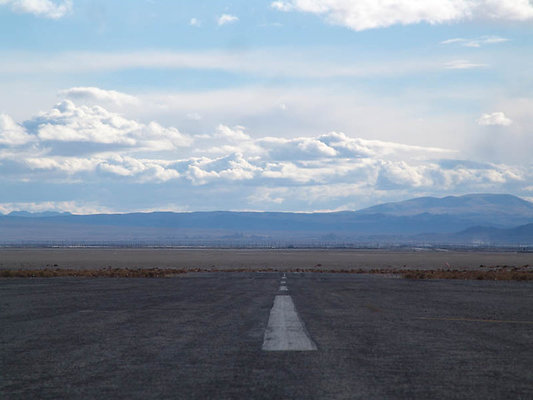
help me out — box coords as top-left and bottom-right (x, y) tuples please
(0, 248), (531, 271)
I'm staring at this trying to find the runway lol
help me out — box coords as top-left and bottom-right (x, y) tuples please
(1, 272), (532, 399)
(262, 273), (317, 351)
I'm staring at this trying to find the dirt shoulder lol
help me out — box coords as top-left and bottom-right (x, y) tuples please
(0, 248), (531, 271)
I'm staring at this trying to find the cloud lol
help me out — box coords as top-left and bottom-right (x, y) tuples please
(20, 99), (192, 152)
(377, 160), (432, 189)
(186, 112), (202, 121)
(189, 17), (201, 27)
(21, 154), (184, 183)
(217, 14), (238, 26)
(214, 124), (251, 141)
(0, 113), (35, 146)
(441, 36), (509, 47)
(0, 0), (72, 19)
(0, 49), (452, 79)
(247, 187), (287, 205)
(477, 112), (513, 126)
(271, 0), (533, 30)
(0, 96), (529, 211)
(0, 201), (111, 215)
(444, 60), (487, 69)
(60, 87), (139, 106)
(271, 1), (292, 12)
(184, 153), (260, 184)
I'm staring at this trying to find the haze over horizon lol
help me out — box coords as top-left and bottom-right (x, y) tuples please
(1, 1), (532, 214)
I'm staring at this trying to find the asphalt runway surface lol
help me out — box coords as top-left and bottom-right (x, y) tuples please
(1, 248), (532, 270)
(1, 273), (532, 399)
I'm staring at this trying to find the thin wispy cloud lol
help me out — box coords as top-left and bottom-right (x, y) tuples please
(60, 87), (139, 106)
(441, 36), (509, 47)
(189, 17), (201, 27)
(444, 60), (487, 69)
(0, 201), (111, 215)
(0, 50), (460, 79)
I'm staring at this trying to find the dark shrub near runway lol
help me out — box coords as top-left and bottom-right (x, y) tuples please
(1, 265), (532, 280)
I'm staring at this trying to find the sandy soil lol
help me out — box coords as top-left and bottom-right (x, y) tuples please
(0, 248), (531, 271)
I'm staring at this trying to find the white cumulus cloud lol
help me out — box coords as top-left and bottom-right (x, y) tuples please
(214, 124), (251, 141)
(23, 99), (192, 151)
(271, 0), (533, 31)
(217, 13), (238, 26)
(0, 0), (72, 19)
(0, 113), (35, 146)
(477, 112), (513, 126)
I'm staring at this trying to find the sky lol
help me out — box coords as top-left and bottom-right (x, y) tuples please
(0, 0), (532, 214)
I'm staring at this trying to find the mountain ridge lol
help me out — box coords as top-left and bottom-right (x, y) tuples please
(3, 193), (531, 218)
(1, 194), (531, 245)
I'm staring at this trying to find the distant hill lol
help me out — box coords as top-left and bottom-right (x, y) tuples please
(454, 223), (533, 245)
(1, 194), (532, 246)
(355, 194), (533, 227)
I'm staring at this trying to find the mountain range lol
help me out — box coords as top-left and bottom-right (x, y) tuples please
(1, 194), (532, 247)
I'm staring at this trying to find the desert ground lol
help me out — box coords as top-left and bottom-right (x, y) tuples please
(0, 248), (531, 271)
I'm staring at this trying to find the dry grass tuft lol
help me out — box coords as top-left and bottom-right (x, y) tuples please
(401, 269), (533, 281)
(0, 268), (187, 278)
(0, 265), (532, 281)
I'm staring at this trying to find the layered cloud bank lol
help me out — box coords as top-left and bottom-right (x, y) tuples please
(0, 89), (529, 212)
(272, 0), (533, 30)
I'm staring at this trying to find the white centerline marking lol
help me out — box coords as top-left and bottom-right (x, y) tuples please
(279, 285), (288, 291)
(262, 295), (317, 351)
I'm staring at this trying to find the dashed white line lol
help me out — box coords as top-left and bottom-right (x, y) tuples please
(262, 295), (317, 351)
(279, 285), (288, 291)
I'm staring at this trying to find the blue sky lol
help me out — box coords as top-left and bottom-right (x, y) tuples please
(0, 0), (532, 213)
